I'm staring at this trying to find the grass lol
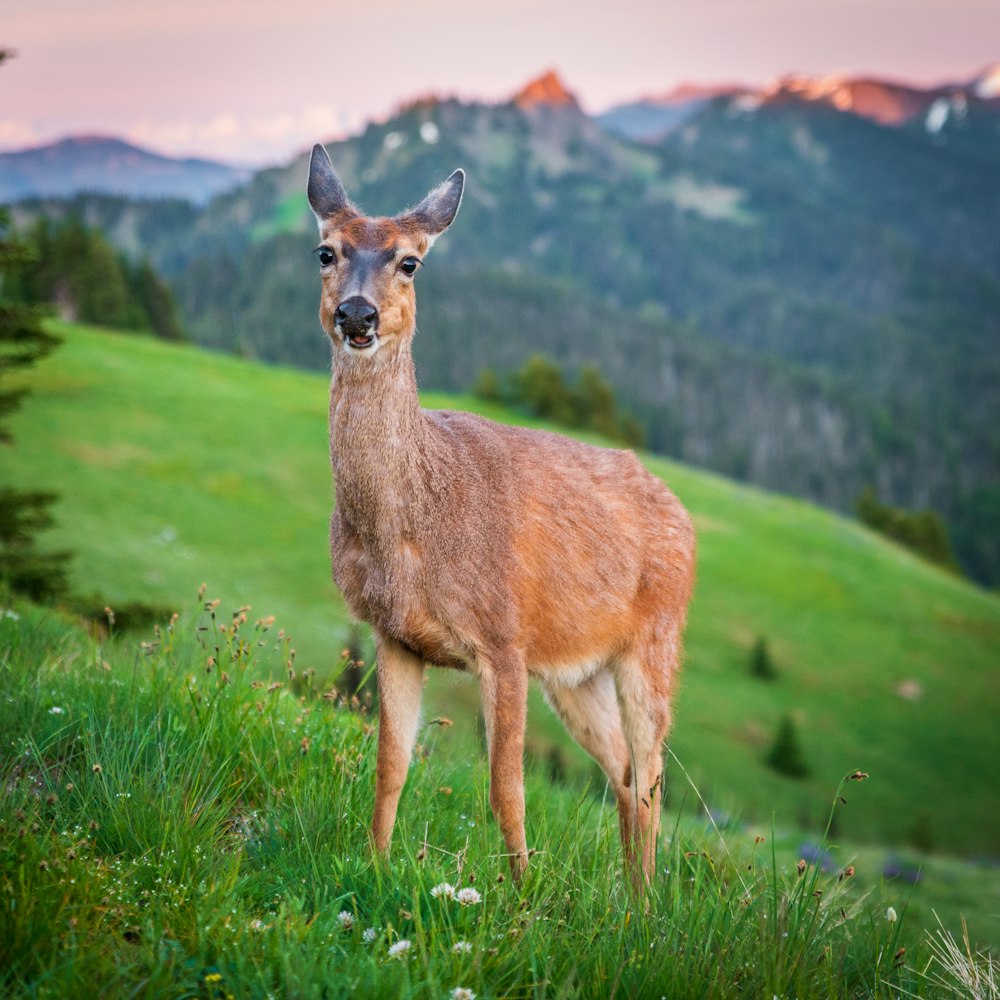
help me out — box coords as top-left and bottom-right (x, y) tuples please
(3, 320), (1000, 959)
(0, 599), (970, 999)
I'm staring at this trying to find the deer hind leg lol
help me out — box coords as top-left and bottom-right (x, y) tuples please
(371, 632), (425, 854)
(479, 647), (529, 879)
(541, 669), (638, 867)
(614, 632), (680, 886)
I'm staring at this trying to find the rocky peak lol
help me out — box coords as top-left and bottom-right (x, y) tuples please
(512, 70), (580, 110)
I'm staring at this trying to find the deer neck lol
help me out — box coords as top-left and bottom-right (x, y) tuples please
(329, 341), (431, 537)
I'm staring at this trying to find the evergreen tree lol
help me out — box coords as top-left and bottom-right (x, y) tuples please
(58, 218), (133, 327)
(0, 53), (71, 601)
(129, 259), (185, 340)
(766, 714), (810, 779)
(516, 353), (575, 425)
(749, 636), (777, 681)
(574, 365), (618, 438)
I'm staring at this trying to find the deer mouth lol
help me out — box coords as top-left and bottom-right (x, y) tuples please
(344, 330), (376, 350)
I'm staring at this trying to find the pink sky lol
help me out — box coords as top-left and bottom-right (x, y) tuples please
(3, 0), (999, 164)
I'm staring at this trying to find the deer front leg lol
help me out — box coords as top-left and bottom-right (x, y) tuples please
(371, 632), (425, 855)
(479, 648), (529, 879)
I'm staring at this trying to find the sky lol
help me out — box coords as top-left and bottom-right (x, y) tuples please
(3, 0), (999, 165)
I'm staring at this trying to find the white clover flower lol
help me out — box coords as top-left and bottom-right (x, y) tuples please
(387, 938), (411, 959)
(362, 927), (378, 943)
(48, 706), (64, 715)
(451, 989), (476, 1000)
(248, 919), (267, 932)
(451, 940), (473, 954)
(886, 906), (897, 923)
(430, 882), (456, 899)
(337, 910), (354, 930)
(455, 887), (482, 906)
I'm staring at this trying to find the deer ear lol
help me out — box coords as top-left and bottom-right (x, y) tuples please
(402, 169), (465, 243)
(308, 143), (350, 222)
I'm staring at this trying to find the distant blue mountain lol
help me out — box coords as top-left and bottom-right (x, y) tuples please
(0, 135), (251, 205)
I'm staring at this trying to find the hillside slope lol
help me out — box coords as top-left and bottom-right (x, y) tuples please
(5, 322), (1000, 857)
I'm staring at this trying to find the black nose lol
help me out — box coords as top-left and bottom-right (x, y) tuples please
(334, 296), (378, 331)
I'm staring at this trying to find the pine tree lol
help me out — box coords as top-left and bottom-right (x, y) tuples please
(516, 354), (575, 425)
(749, 636), (777, 681)
(766, 714), (810, 779)
(129, 259), (185, 341)
(0, 54), (71, 602)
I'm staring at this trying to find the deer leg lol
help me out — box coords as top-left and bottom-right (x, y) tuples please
(542, 670), (636, 866)
(614, 643), (677, 887)
(371, 632), (425, 854)
(479, 648), (529, 879)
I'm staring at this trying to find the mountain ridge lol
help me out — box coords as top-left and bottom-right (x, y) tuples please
(0, 135), (252, 205)
(599, 62), (1000, 141)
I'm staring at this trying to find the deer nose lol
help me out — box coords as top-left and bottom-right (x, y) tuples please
(334, 296), (379, 331)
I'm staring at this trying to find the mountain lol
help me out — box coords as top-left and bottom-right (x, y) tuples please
(12, 66), (1000, 585)
(598, 65), (1000, 143)
(513, 69), (581, 109)
(0, 136), (251, 205)
(597, 82), (745, 142)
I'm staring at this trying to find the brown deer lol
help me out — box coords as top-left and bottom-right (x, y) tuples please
(307, 143), (695, 883)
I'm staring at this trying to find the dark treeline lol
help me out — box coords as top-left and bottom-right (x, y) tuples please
(856, 487), (960, 573)
(474, 354), (645, 448)
(4, 216), (185, 341)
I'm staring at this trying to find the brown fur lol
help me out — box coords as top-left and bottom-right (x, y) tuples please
(308, 146), (695, 882)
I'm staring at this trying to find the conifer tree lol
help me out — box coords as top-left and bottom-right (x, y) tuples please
(766, 714), (810, 779)
(0, 49), (71, 601)
(749, 636), (777, 681)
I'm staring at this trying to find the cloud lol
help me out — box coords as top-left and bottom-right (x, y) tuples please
(0, 121), (42, 149)
(126, 105), (353, 163)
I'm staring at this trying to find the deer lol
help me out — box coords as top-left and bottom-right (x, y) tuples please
(307, 142), (695, 884)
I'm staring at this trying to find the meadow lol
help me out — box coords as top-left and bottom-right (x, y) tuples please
(2, 321), (1000, 994)
(0, 597), (992, 999)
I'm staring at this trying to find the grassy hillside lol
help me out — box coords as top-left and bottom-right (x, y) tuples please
(6, 602), (973, 999)
(5, 322), (1000, 873)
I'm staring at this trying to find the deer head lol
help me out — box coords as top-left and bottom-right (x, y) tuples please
(307, 143), (464, 357)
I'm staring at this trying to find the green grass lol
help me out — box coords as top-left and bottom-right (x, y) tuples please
(3, 321), (1000, 959)
(4, 600), (988, 999)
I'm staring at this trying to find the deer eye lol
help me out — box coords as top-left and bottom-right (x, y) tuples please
(399, 256), (421, 276)
(315, 246), (336, 268)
